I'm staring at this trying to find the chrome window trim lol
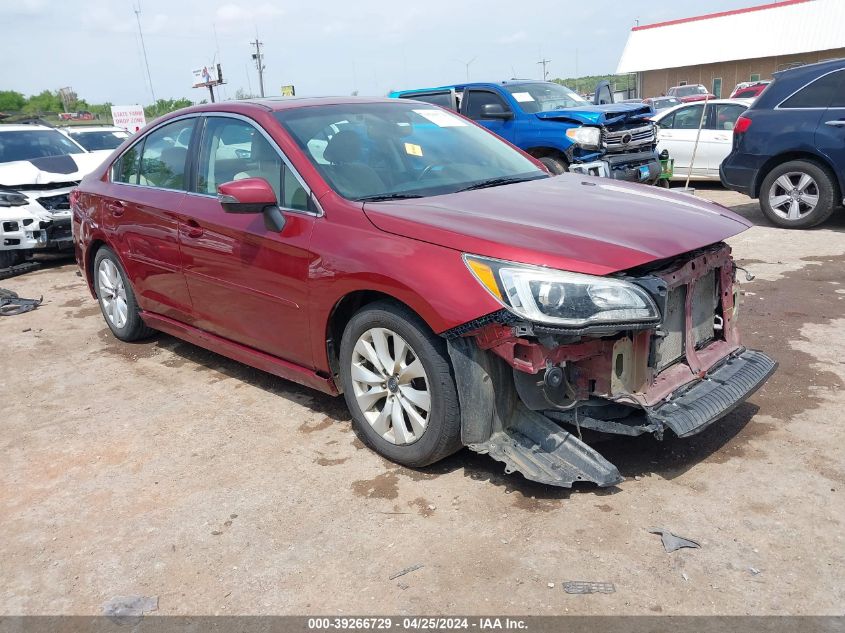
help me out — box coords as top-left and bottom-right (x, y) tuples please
(774, 68), (845, 111)
(109, 111), (322, 217)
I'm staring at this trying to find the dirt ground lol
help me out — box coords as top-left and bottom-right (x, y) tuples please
(1, 185), (843, 616)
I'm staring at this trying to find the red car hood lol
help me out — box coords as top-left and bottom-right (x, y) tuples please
(363, 175), (751, 275)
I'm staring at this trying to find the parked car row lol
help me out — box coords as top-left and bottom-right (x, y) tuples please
(0, 123), (131, 268)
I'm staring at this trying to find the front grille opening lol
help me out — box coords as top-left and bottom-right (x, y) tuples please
(653, 267), (726, 371)
(37, 194), (71, 211)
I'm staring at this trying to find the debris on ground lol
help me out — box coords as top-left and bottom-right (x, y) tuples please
(547, 582), (555, 589)
(397, 581), (410, 590)
(648, 528), (701, 553)
(0, 288), (42, 316)
(749, 567), (762, 576)
(562, 581), (616, 594)
(388, 564), (423, 580)
(101, 595), (159, 624)
(0, 260), (39, 281)
(682, 572), (690, 581)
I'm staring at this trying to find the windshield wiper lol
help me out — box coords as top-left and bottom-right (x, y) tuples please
(456, 175), (545, 192)
(356, 193), (424, 202)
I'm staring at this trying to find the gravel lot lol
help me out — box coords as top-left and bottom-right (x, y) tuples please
(1, 186), (843, 616)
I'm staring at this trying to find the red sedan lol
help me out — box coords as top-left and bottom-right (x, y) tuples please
(667, 84), (717, 103)
(71, 97), (775, 488)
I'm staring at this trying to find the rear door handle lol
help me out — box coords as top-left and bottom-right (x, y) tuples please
(106, 200), (125, 216)
(825, 120), (845, 127)
(184, 219), (204, 239)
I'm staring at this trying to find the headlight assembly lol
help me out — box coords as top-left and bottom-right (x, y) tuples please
(0, 189), (28, 207)
(464, 254), (659, 328)
(564, 126), (601, 150)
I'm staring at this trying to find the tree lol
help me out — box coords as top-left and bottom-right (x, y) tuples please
(144, 98), (193, 120)
(23, 90), (63, 115)
(0, 90), (26, 113)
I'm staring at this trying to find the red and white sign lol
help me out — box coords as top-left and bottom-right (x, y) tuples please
(110, 105), (147, 133)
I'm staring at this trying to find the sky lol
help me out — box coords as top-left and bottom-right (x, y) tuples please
(1, 0), (771, 105)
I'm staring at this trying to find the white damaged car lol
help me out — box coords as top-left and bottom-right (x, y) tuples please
(0, 124), (112, 268)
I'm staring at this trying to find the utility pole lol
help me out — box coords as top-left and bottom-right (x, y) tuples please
(134, 3), (156, 103)
(537, 57), (551, 81)
(251, 39), (265, 97)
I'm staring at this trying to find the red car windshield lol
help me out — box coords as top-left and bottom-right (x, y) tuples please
(276, 102), (546, 201)
(672, 86), (708, 97)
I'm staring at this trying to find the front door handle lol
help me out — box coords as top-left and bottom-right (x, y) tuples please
(184, 219), (204, 239)
(825, 120), (845, 127)
(106, 200), (125, 216)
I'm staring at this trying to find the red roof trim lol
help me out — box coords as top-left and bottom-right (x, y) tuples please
(632, 0), (813, 31)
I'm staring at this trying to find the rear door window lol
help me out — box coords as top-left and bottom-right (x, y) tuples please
(113, 145), (142, 184)
(137, 118), (196, 190)
(708, 104), (747, 130)
(399, 91), (456, 110)
(780, 70), (843, 108)
(669, 105), (705, 129)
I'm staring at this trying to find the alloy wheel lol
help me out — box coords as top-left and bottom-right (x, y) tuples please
(98, 258), (128, 329)
(767, 171), (819, 221)
(350, 327), (430, 445)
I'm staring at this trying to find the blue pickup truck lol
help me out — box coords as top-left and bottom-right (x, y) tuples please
(390, 80), (661, 183)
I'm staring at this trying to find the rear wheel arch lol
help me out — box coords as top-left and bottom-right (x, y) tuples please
(86, 239), (109, 295)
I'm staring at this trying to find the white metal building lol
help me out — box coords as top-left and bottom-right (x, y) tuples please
(617, 0), (845, 98)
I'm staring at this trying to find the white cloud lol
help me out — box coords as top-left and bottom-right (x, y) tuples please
(215, 2), (283, 24)
(0, 0), (47, 15)
(497, 30), (527, 44)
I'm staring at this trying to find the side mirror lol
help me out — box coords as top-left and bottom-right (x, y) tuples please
(480, 103), (513, 120)
(217, 178), (286, 232)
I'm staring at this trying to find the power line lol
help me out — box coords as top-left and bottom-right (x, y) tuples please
(133, 2), (156, 103)
(250, 39), (265, 97)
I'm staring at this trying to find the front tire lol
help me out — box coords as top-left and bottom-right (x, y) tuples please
(338, 301), (462, 468)
(759, 160), (837, 229)
(539, 156), (568, 175)
(93, 247), (154, 342)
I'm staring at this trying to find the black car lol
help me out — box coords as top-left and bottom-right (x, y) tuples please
(721, 58), (845, 228)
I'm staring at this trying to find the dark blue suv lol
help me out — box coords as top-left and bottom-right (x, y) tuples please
(721, 58), (845, 228)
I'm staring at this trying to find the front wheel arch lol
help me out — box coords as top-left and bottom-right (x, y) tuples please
(325, 290), (433, 388)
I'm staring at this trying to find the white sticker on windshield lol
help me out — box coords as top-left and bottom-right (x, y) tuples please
(511, 92), (535, 102)
(413, 109), (467, 127)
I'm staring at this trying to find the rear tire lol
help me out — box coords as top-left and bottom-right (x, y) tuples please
(93, 246), (154, 342)
(759, 160), (837, 229)
(338, 301), (462, 468)
(539, 156), (568, 175)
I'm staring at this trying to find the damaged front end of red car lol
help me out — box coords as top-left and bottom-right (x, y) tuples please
(445, 242), (777, 488)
